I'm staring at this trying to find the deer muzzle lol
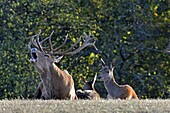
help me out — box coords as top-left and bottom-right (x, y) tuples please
(30, 48), (38, 63)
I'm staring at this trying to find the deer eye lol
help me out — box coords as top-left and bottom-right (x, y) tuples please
(44, 54), (51, 58)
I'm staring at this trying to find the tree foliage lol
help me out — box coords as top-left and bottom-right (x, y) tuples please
(0, 0), (169, 99)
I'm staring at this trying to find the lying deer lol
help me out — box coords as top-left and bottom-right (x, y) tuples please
(98, 60), (139, 100)
(28, 31), (95, 100)
(76, 74), (100, 100)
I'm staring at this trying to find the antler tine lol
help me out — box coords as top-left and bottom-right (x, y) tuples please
(100, 58), (106, 67)
(28, 40), (32, 50)
(35, 30), (44, 52)
(31, 34), (38, 39)
(92, 43), (106, 66)
(40, 33), (52, 45)
(52, 32), (95, 55)
(53, 34), (68, 51)
(48, 31), (54, 52)
(40, 35), (49, 44)
(52, 34), (82, 55)
(61, 35), (82, 53)
(83, 32), (95, 44)
(28, 33), (40, 49)
(83, 32), (91, 40)
(30, 35), (39, 49)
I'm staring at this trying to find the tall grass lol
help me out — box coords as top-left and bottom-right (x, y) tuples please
(0, 99), (169, 113)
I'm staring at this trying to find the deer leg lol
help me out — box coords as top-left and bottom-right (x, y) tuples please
(41, 91), (49, 99)
(34, 82), (43, 99)
(69, 84), (77, 100)
(69, 94), (78, 100)
(34, 88), (42, 99)
(125, 95), (132, 100)
(107, 94), (113, 99)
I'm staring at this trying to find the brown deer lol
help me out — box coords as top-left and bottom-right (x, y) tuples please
(76, 74), (100, 100)
(28, 31), (95, 100)
(98, 60), (139, 100)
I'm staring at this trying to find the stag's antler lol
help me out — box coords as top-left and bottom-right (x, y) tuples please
(28, 30), (44, 52)
(29, 31), (95, 56)
(92, 44), (106, 66)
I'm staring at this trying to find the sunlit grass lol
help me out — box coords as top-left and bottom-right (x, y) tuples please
(0, 99), (169, 113)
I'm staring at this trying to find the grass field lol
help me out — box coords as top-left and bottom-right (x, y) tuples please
(0, 99), (169, 113)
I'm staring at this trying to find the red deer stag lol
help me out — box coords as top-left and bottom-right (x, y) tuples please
(76, 74), (100, 100)
(28, 31), (95, 100)
(98, 60), (139, 100)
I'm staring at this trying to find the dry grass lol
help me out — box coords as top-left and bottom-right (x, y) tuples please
(0, 99), (169, 113)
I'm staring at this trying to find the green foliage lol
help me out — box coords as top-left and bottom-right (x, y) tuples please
(0, 0), (169, 99)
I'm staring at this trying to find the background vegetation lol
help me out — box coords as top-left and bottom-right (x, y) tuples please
(0, 0), (169, 99)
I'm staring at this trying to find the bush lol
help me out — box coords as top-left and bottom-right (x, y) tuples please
(0, 0), (169, 99)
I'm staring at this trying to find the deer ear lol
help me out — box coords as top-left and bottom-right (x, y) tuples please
(109, 63), (115, 71)
(92, 74), (97, 85)
(109, 63), (113, 70)
(80, 76), (87, 83)
(54, 55), (64, 63)
(110, 59), (116, 70)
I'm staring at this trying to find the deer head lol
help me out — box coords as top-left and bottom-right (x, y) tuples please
(28, 31), (95, 73)
(80, 74), (97, 90)
(76, 74), (100, 100)
(98, 59), (116, 81)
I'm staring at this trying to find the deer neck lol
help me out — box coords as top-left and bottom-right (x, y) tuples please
(40, 62), (63, 81)
(104, 77), (120, 90)
(104, 77), (122, 98)
(40, 63), (64, 98)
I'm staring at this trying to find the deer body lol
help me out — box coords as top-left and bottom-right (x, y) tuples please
(42, 65), (76, 99)
(104, 78), (138, 99)
(98, 62), (138, 100)
(31, 48), (77, 99)
(29, 31), (95, 100)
